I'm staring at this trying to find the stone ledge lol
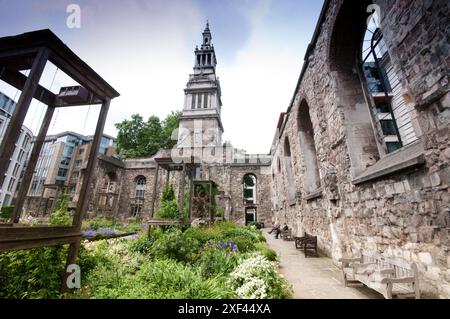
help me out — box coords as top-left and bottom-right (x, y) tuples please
(353, 141), (426, 185)
(304, 188), (323, 201)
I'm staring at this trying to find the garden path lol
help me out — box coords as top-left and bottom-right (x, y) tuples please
(263, 230), (383, 299)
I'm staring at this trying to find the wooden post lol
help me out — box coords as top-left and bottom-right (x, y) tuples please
(12, 105), (55, 223)
(188, 166), (194, 220)
(62, 98), (110, 293)
(71, 99), (110, 228)
(209, 182), (213, 224)
(150, 163), (159, 220)
(178, 163), (186, 216)
(0, 48), (49, 188)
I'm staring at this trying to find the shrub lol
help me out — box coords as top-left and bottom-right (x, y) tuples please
(0, 246), (68, 299)
(150, 229), (200, 263)
(254, 242), (278, 262)
(196, 247), (241, 278)
(0, 206), (14, 219)
(156, 199), (180, 219)
(127, 232), (153, 255)
(248, 221), (264, 229)
(228, 254), (292, 299)
(49, 192), (72, 226)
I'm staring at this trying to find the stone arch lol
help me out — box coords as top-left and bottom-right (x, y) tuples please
(327, 0), (381, 176)
(297, 99), (321, 193)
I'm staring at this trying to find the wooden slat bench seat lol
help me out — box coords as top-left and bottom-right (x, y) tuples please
(280, 228), (294, 241)
(339, 251), (420, 299)
(294, 232), (318, 258)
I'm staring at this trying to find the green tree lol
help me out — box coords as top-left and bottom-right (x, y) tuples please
(115, 111), (181, 158)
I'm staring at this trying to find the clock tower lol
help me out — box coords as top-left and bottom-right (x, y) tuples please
(178, 21), (224, 149)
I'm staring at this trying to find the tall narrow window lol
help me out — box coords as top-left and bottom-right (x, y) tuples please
(197, 94), (203, 109)
(132, 176), (146, 217)
(243, 174), (257, 205)
(135, 177), (146, 199)
(203, 93), (208, 108)
(191, 94), (197, 109)
(284, 137), (296, 205)
(297, 100), (321, 193)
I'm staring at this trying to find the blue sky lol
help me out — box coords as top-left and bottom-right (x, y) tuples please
(0, 0), (324, 154)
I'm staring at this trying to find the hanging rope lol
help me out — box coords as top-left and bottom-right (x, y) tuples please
(33, 67), (59, 135)
(82, 93), (94, 135)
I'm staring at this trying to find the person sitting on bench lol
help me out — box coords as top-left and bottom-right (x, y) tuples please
(268, 223), (280, 235)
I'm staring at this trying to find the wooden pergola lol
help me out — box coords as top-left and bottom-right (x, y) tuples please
(0, 29), (119, 291)
(147, 155), (216, 234)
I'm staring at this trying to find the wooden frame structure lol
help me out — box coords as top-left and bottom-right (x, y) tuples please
(147, 156), (195, 235)
(147, 155), (216, 234)
(0, 29), (119, 291)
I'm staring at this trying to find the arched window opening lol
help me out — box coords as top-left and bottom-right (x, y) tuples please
(361, 8), (418, 153)
(243, 174), (257, 205)
(135, 176), (146, 198)
(132, 176), (146, 217)
(297, 100), (321, 193)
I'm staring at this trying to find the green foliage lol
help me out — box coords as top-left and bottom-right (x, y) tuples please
(87, 258), (234, 299)
(161, 184), (176, 202)
(0, 205), (14, 219)
(248, 221), (264, 229)
(49, 192), (72, 226)
(115, 111), (181, 158)
(150, 228), (200, 263)
(196, 248), (241, 278)
(156, 184), (187, 219)
(128, 232), (153, 255)
(0, 246), (68, 299)
(156, 199), (180, 219)
(254, 243), (278, 262)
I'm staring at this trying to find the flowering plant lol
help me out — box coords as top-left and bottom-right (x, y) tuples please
(227, 253), (292, 299)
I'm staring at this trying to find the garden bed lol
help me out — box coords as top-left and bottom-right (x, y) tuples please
(0, 221), (293, 299)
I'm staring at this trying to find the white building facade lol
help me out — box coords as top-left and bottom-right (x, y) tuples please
(0, 92), (33, 207)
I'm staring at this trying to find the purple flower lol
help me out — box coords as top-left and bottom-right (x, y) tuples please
(131, 233), (139, 239)
(83, 229), (97, 238)
(97, 228), (117, 236)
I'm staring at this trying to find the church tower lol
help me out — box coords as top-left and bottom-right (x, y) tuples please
(178, 21), (224, 148)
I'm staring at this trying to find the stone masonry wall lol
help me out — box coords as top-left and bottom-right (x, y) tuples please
(271, 0), (450, 298)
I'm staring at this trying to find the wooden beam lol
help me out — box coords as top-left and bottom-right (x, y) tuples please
(0, 66), (56, 106)
(49, 53), (114, 100)
(178, 163), (186, 214)
(11, 105), (55, 223)
(71, 98), (110, 228)
(149, 163), (160, 221)
(188, 166), (194, 220)
(0, 48), (49, 188)
(62, 98), (110, 292)
(0, 235), (81, 252)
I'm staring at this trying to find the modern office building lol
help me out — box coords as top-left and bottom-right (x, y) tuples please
(0, 92), (33, 208)
(25, 131), (116, 214)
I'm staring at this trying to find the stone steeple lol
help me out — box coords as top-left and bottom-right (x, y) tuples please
(178, 21), (224, 148)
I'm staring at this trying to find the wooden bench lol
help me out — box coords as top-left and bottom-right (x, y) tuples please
(280, 228), (294, 241)
(339, 251), (420, 299)
(294, 232), (317, 258)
